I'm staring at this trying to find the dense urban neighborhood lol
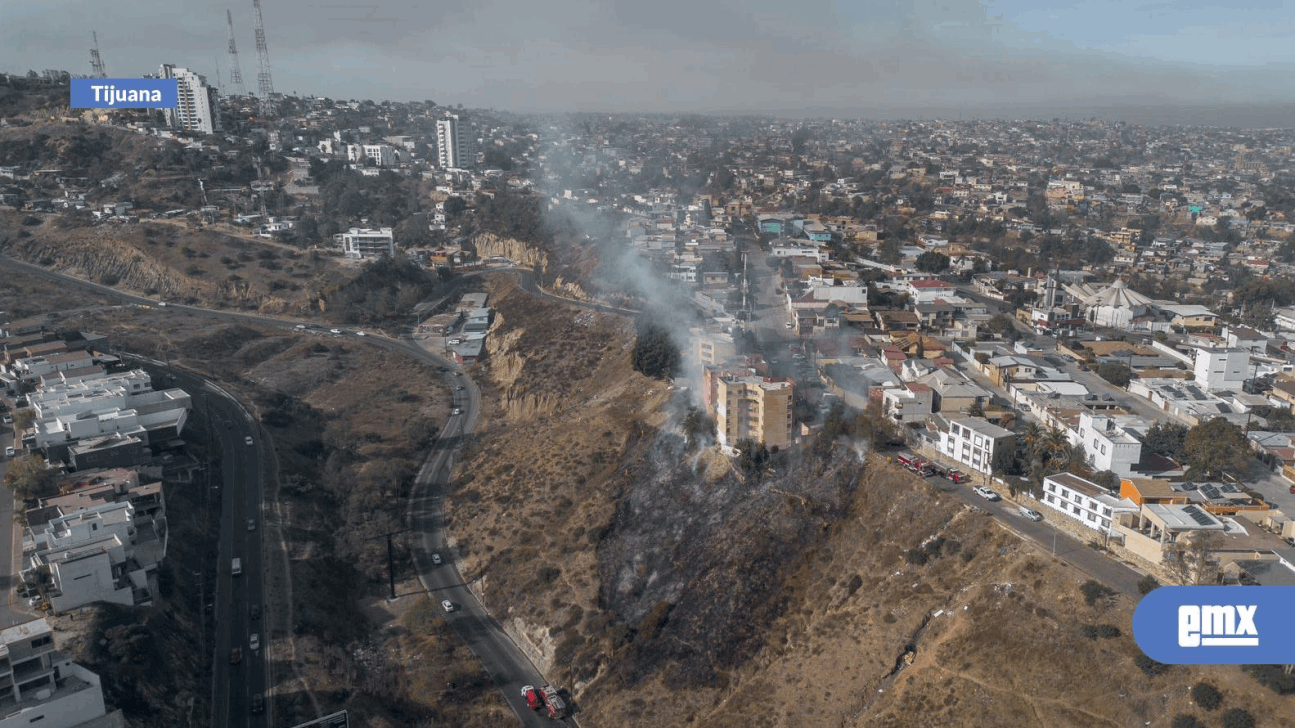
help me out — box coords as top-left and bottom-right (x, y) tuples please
(3, 64), (1295, 728)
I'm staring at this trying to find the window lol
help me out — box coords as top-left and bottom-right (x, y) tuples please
(1087, 512), (1096, 522)
(1100, 444), (1107, 455)
(1102, 507), (1111, 516)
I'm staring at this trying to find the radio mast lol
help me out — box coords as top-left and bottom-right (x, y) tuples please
(251, 0), (275, 116)
(225, 10), (247, 96)
(89, 32), (107, 78)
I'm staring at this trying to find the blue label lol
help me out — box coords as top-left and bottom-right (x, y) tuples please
(71, 78), (177, 109)
(1133, 586), (1295, 664)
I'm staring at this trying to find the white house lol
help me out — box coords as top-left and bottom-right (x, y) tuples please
(1071, 412), (1143, 476)
(907, 279), (957, 304)
(1192, 347), (1250, 392)
(0, 619), (125, 728)
(1040, 472), (1138, 536)
(939, 417), (1015, 475)
(341, 227), (395, 259)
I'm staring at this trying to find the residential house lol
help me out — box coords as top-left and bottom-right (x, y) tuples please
(1071, 412), (1143, 476)
(1040, 472), (1139, 537)
(0, 618), (125, 728)
(939, 417), (1015, 475)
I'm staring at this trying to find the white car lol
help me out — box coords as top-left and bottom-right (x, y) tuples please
(441, 599), (455, 613)
(249, 633), (260, 651)
(1019, 507), (1043, 522)
(4, 446), (13, 458)
(330, 328), (342, 335)
(974, 486), (1001, 502)
(295, 324), (306, 330)
(245, 436), (254, 446)
(432, 553), (442, 566)
(247, 518), (256, 531)
(356, 331), (367, 337)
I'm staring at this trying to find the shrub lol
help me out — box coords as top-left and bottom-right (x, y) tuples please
(1219, 708), (1254, 728)
(1080, 579), (1114, 607)
(1242, 664), (1295, 695)
(1134, 653), (1168, 677)
(1170, 715), (1204, 728)
(1190, 682), (1222, 710)
(1081, 623), (1122, 640)
(537, 566), (561, 584)
(1137, 574), (1160, 596)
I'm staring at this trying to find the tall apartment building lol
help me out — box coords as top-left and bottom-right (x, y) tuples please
(159, 64), (220, 135)
(713, 375), (793, 451)
(436, 114), (474, 169)
(340, 227), (395, 259)
(0, 619), (125, 727)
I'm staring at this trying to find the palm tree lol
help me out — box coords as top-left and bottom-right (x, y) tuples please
(1019, 421), (1044, 462)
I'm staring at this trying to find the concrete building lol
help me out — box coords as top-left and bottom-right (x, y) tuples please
(436, 114), (474, 169)
(939, 416), (1015, 475)
(713, 375), (793, 452)
(22, 469), (166, 613)
(362, 143), (396, 168)
(1072, 411), (1142, 476)
(1192, 347), (1250, 392)
(1040, 472), (1139, 536)
(340, 227), (395, 259)
(30, 370), (191, 462)
(159, 64), (220, 135)
(0, 619), (125, 728)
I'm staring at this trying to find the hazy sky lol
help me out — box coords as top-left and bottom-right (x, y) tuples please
(3, 0), (1294, 113)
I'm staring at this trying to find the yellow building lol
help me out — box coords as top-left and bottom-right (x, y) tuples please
(715, 376), (794, 451)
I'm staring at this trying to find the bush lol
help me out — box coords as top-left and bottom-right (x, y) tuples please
(1190, 682), (1222, 710)
(1170, 716), (1204, 728)
(1080, 579), (1114, 607)
(1134, 653), (1169, 677)
(1219, 708), (1254, 728)
(537, 566), (561, 584)
(1080, 623), (1122, 640)
(1137, 574), (1160, 596)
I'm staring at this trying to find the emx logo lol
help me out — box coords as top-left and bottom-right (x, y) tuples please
(1135, 586), (1295, 664)
(1178, 604), (1258, 647)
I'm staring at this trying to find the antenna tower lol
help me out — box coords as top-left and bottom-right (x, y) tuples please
(225, 10), (247, 96)
(251, 0), (275, 116)
(89, 32), (107, 78)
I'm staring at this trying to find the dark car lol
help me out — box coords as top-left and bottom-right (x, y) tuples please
(250, 604), (261, 620)
(230, 647), (242, 665)
(250, 693), (265, 714)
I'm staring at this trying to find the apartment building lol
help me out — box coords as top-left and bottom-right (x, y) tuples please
(159, 64), (220, 135)
(30, 370), (191, 462)
(436, 114), (474, 169)
(0, 619), (124, 728)
(1192, 347), (1250, 391)
(939, 416), (1015, 475)
(714, 375), (794, 451)
(1040, 472), (1139, 536)
(340, 227), (395, 259)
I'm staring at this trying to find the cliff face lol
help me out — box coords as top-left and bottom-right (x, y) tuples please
(10, 234), (222, 301)
(472, 232), (549, 271)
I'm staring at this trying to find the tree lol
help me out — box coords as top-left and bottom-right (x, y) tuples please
(1220, 708), (1255, 728)
(1183, 417), (1251, 480)
(1096, 362), (1132, 388)
(734, 438), (769, 478)
(631, 323), (680, 379)
(3, 454), (55, 503)
(1143, 421), (1188, 461)
(13, 408), (35, 432)
(1171, 716), (1205, 728)
(915, 251), (950, 273)
(1167, 530), (1224, 585)
(967, 399), (985, 418)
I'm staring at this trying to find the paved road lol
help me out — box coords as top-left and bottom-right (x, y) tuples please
(3, 254), (563, 726)
(0, 425), (28, 628)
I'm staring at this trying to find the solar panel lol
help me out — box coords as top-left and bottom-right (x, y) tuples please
(1181, 505), (1216, 526)
(1219, 483), (1242, 494)
(1199, 484), (1221, 500)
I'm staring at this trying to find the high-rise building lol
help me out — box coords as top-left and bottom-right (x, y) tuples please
(436, 114), (474, 169)
(159, 64), (221, 135)
(711, 373), (793, 451)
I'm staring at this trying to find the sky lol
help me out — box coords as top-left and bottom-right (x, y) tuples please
(2, 0), (1294, 115)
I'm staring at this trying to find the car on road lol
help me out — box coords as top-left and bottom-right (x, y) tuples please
(974, 486), (1001, 502)
(432, 553), (442, 566)
(295, 324), (306, 330)
(250, 694), (265, 714)
(249, 633), (260, 650)
(1290, 484), (1295, 495)
(230, 647), (242, 665)
(441, 599), (455, 613)
(1019, 507), (1044, 521)
(245, 436), (254, 446)
(250, 604), (261, 620)
(4, 446), (13, 458)
(330, 328), (342, 335)
(455, 385), (464, 391)
(450, 407), (462, 415)
(356, 331), (367, 337)
(157, 301), (168, 307)
(247, 518), (256, 531)
(454, 371), (462, 377)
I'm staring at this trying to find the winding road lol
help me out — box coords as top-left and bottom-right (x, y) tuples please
(2, 254), (570, 727)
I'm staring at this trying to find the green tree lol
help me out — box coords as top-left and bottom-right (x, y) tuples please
(1183, 417), (1251, 480)
(915, 251), (950, 273)
(1219, 708), (1255, 728)
(1190, 682), (1222, 711)
(3, 454), (55, 503)
(734, 438), (770, 478)
(1167, 530), (1224, 585)
(631, 323), (680, 379)
(13, 408), (35, 432)
(1143, 421), (1188, 461)
(1096, 362), (1132, 388)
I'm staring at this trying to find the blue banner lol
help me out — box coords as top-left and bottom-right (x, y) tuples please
(1133, 586), (1295, 664)
(71, 78), (177, 109)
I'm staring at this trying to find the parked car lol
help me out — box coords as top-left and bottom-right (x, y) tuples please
(330, 328), (342, 335)
(432, 552), (442, 565)
(1019, 507), (1043, 521)
(245, 436), (254, 446)
(974, 486), (1001, 502)
(250, 604), (261, 620)
(4, 446), (13, 458)
(249, 633), (260, 651)
(247, 518), (256, 531)
(250, 693), (265, 714)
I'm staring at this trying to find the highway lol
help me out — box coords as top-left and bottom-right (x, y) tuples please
(2, 254), (565, 727)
